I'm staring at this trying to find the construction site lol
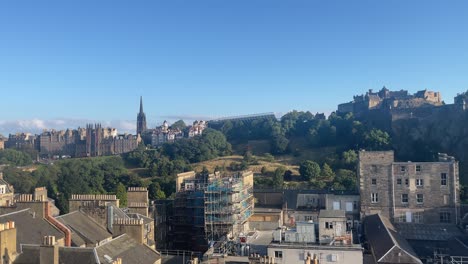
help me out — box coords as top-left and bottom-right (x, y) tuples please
(172, 170), (254, 254)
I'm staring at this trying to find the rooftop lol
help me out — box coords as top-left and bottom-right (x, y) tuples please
(56, 211), (112, 247)
(394, 223), (463, 241)
(364, 214), (422, 264)
(319, 210), (346, 218)
(0, 208), (65, 252)
(96, 234), (161, 264)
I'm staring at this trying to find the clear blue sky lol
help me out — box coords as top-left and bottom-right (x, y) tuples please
(1, 0), (468, 133)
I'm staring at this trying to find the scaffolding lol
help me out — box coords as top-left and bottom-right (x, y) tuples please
(172, 171), (254, 253)
(204, 172), (254, 245)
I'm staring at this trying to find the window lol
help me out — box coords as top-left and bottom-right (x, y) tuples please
(353, 201), (358, 210)
(441, 173), (447, 186)
(416, 179), (424, 187)
(414, 212), (423, 223)
(416, 194), (424, 204)
(401, 194), (408, 204)
(274, 251), (283, 258)
(440, 212), (451, 223)
(325, 222), (334, 229)
(405, 179), (409, 186)
(345, 202), (353, 212)
(371, 178), (377, 185)
(400, 166), (406, 172)
(333, 201), (341, 210)
(416, 165), (421, 172)
(305, 216), (314, 221)
(397, 178), (402, 185)
(371, 193), (378, 203)
(397, 213), (406, 223)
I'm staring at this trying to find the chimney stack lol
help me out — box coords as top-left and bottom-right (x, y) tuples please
(0, 221), (17, 263)
(40, 235), (59, 264)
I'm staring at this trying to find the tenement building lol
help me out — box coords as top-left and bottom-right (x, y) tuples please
(358, 150), (460, 224)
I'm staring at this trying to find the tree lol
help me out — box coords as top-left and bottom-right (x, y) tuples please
(0, 149), (33, 166)
(115, 183), (127, 207)
(271, 135), (289, 154)
(321, 163), (335, 180)
(272, 167), (286, 188)
(284, 170), (293, 181)
(149, 182), (167, 200)
(342, 150), (357, 167)
(243, 151), (253, 164)
(333, 169), (357, 191)
(363, 129), (391, 150)
(299, 161), (321, 181)
(170, 120), (187, 131)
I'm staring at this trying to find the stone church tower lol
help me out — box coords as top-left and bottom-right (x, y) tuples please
(137, 96), (147, 135)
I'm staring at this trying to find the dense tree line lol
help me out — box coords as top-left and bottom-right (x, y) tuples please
(0, 149), (34, 166)
(210, 111), (392, 154)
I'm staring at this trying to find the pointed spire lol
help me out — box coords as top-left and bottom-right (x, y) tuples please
(139, 96), (144, 114)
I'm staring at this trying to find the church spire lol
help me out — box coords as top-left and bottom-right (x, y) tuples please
(140, 96), (144, 113)
(137, 96), (147, 135)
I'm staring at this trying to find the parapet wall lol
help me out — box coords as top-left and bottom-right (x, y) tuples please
(113, 218), (144, 226)
(70, 194), (118, 201)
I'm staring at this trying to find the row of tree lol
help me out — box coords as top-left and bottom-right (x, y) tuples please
(210, 111), (392, 154)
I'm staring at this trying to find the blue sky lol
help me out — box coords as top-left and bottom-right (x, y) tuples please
(1, 0), (468, 134)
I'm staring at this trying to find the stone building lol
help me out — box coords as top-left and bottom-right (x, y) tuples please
(267, 209), (362, 264)
(0, 173), (14, 207)
(7, 124), (139, 158)
(0, 137), (5, 150)
(127, 187), (149, 217)
(188, 120), (207, 138)
(146, 120), (184, 147)
(337, 87), (443, 115)
(358, 150), (460, 224)
(5, 133), (37, 150)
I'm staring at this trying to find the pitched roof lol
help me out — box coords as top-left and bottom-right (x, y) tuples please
(56, 211), (112, 247)
(96, 234), (161, 264)
(0, 208), (65, 252)
(319, 210), (346, 218)
(394, 223), (463, 241)
(14, 244), (98, 264)
(364, 214), (422, 264)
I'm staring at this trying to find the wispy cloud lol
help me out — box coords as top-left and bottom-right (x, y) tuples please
(0, 118), (136, 135)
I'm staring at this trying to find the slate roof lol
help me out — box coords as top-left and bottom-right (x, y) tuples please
(14, 244), (98, 264)
(0, 208), (65, 252)
(56, 211), (112, 247)
(96, 234), (161, 264)
(394, 223), (463, 241)
(319, 210), (346, 218)
(364, 214), (422, 264)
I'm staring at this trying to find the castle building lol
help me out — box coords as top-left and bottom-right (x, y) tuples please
(358, 150), (460, 224)
(337, 87), (444, 115)
(137, 96), (147, 136)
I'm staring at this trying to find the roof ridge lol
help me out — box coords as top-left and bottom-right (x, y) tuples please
(0, 208), (30, 217)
